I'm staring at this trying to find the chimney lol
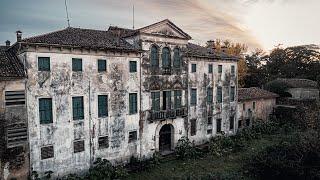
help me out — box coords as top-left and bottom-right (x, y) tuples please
(206, 40), (215, 49)
(16, 30), (22, 42)
(5, 40), (10, 47)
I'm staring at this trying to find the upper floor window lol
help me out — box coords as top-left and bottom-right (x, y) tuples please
(191, 88), (197, 106)
(129, 131), (137, 143)
(207, 87), (213, 104)
(39, 98), (53, 124)
(174, 90), (182, 109)
(98, 95), (108, 117)
(150, 45), (159, 67)
(173, 48), (181, 68)
(162, 47), (171, 68)
(72, 97), (84, 120)
(163, 91), (172, 110)
(230, 86), (235, 102)
(208, 64), (213, 74)
(217, 87), (222, 103)
(218, 65), (223, 73)
(129, 93), (138, 114)
(38, 57), (50, 71)
(129, 61), (137, 73)
(98, 59), (107, 72)
(231, 65), (235, 75)
(151, 92), (160, 111)
(72, 58), (82, 72)
(191, 64), (197, 73)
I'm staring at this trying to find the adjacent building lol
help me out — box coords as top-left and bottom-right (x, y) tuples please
(0, 19), (238, 178)
(237, 87), (278, 128)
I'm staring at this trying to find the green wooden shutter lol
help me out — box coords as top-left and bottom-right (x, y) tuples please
(130, 61), (137, 72)
(98, 95), (108, 117)
(217, 87), (222, 103)
(151, 46), (159, 67)
(39, 98), (52, 124)
(162, 47), (171, 68)
(191, 89), (197, 106)
(129, 93), (137, 114)
(218, 65), (222, 73)
(173, 48), (180, 68)
(191, 64), (196, 72)
(230, 86), (235, 102)
(231, 65), (235, 75)
(38, 57), (50, 71)
(98, 60), (107, 72)
(208, 64), (213, 73)
(72, 58), (82, 71)
(151, 92), (160, 111)
(207, 87), (213, 103)
(73, 97), (84, 120)
(174, 90), (182, 109)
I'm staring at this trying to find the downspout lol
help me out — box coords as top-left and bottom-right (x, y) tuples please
(139, 51), (143, 159)
(88, 80), (93, 165)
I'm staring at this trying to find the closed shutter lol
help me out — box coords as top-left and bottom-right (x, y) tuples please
(73, 97), (84, 120)
(98, 95), (108, 117)
(39, 98), (53, 124)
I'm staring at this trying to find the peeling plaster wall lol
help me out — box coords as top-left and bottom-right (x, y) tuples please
(138, 35), (189, 158)
(237, 98), (276, 124)
(24, 48), (140, 177)
(188, 58), (238, 145)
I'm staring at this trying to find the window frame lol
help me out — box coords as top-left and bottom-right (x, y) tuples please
(39, 98), (53, 124)
(173, 48), (181, 68)
(97, 59), (107, 72)
(98, 95), (108, 118)
(208, 64), (213, 74)
(253, 101), (256, 110)
(129, 93), (138, 115)
(174, 90), (182, 109)
(150, 45), (159, 67)
(129, 61), (137, 73)
(230, 86), (235, 102)
(217, 87), (223, 103)
(161, 47), (171, 68)
(72, 96), (84, 120)
(38, 57), (50, 71)
(151, 91), (160, 111)
(207, 87), (213, 104)
(191, 64), (197, 73)
(128, 131), (137, 143)
(190, 88), (197, 106)
(218, 65), (223, 74)
(72, 58), (83, 72)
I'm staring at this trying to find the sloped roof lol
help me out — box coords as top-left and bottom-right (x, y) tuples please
(0, 46), (25, 80)
(21, 27), (138, 51)
(238, 87), (279, 101)
(268, 78), (318, 89)
(185, 43), (238, 61)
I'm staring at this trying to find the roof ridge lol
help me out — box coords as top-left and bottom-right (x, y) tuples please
(22, 27), (70, 41)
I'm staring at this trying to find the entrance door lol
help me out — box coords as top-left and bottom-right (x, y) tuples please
(159, 124), (173, 152)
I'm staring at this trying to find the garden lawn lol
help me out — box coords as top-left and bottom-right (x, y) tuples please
(126, 134), (283, 180)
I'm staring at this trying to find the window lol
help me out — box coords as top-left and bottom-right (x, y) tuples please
(98, 95), (108, 117)
(38, 57), (50, 71)
(191, 64), (196, 72)
(190, 119), (196, 136)
(129, 131), (137, 143)
(151, 92), (160, 111)
(174, 90), (182, 109)
(231, 65), (235, 75)
(129, 93), (138, 114)
(5, 91), (25, 106)
(207, 87), (213, 104)
(238, 120), (242, 128)
(98, 136), (109, 149)
(173, 48), (180, 68)
(207, 117), (212, 125)
(216, 118), (222, 134)
(162, 47), (171, 68)
(72, 58), (82, 71)
(129, 61), (137, 73)
(163, 91), (172, 110)
(218, 65), (222, 73)
(207, 129), (212, 134)
(74, 140), (85, 153)
(98, 59), (107, 72)
(229, 116), (234, 130)
(72, 97), (84, 120)
(208, 64), (213, 73)
(191, 89), (197, 106)
(150, 45), (159, 67)
(217, 87), (222, 103)
(230, 86), (235, 102)
(243, 103), (246, 110)
(41, 146), (54, 160)
(39, 98), (53, 124)
(253, 101), (256, 110)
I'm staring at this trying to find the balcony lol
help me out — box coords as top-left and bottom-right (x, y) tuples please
(148, 107), (188, 122)
(162, 67), (172, 75)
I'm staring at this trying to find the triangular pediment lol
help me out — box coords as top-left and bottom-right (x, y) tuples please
(138, 19), (192, 40)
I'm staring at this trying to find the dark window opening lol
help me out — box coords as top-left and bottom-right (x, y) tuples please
(191, 119), (197, 136)
(163, 91), (172, 110)
(191, 89), (197, 106)
(191, 64), (196, 72)
(230, 86), (235, 102)
(230, 116), (234, 130)
(208, 64), (213, 73)
(246, 119), (250, 126)
(38, 57), (50, 71)
(207, 129), (212, 134)
(217, 87), (222, 103)
(207, 87), (213, 104)
(216, 119), (222, 134)
(98, 59), (107, 72)
(74, 140), (85, 153)
(129, 131), (137, 143)
(207, 117), (213, 125)
(151, 92), (160, 111)
(174, 90), (182, 109)
(98, 136), (109, 149)
(173, 48), (181, 68)
(218, 65), (222, 73)
(98, 95), (108, 117)
(129, 61), (137, 73)
(72, 58), (82, 71)
(41, 146), (54, 160)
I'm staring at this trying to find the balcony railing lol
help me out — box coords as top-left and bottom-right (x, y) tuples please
(148, 107), (188, 121)
(162, 67), (172, 75)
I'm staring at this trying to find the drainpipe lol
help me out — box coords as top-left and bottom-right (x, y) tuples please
(139, 51), (143, 159)
(88, 80), (93, 165)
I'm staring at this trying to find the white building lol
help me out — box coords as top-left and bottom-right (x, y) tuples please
(0, 19), (238, 178)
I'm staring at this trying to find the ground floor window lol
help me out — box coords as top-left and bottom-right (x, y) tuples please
(41, 145), (54, 160)
(74, 140), (85, 153)
(190, 119), (197, 136)
(98, 136), (109, 149)
(129, 131), (137, 143)
(216, 118), (222, 134)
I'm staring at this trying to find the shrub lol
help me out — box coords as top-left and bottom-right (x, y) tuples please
(126, 153), (160, 173)
(245, 130), (320, 180)
(175, 136), (202, 159)
(85, 158), (128, 179)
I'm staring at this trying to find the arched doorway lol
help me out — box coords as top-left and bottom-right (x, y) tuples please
(159, 124), (174, 152)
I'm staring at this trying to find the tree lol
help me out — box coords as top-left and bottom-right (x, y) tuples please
(243, 49), (267, 88)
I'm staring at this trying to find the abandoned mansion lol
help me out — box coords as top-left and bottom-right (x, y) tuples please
(0, 19), (239, 177)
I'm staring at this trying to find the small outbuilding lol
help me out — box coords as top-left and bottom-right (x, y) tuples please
(237, 87), (279, 128)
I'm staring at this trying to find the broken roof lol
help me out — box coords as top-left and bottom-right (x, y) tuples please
(184, 43), (238, 61)
(21, 27), (139, 51)
(0, 46), (25, 80)
(267, 78), (318, 89)
(238, 87), (279, 101)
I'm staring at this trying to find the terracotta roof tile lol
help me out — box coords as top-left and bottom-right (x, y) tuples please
(0, 46), (25, 80)
(238, 87), (279, 101)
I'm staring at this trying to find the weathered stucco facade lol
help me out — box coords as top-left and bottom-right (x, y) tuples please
(0, 19), (239, 178)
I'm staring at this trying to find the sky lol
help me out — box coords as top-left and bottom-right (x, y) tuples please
(0, 0), (319, 51)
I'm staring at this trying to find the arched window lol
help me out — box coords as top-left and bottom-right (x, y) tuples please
(162, 47), (171, 68)
(173, 48), (180, 68)
(150, 45), (159, 67)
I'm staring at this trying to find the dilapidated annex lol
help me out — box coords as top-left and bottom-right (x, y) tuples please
(0, 19), (238, 178)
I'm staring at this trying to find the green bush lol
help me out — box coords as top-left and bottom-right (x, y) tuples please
(126, 153), (160, 173)
(245, 130), (320, 180)
(175, 136), (202, 159)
